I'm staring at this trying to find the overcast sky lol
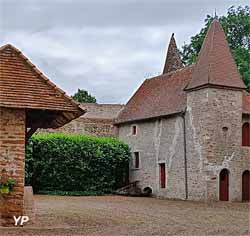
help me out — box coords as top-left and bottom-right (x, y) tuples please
(0, 0), (248, 104)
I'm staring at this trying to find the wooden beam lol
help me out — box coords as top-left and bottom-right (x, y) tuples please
(25, 126), (38, 144)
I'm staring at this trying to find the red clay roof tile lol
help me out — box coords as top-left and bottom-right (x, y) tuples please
(0, 44), (84, 112)
(116, 66), (193, 124)
(186, 20), (246, 90)
(0, 44), (85, 128)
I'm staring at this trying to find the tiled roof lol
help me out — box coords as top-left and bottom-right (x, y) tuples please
(0, 44), (83, 112)
(186, 20), (246, 90)
(162, 33), (183, 74)
(0, 44), (85, 128)
(243, 91), (250, 114)
(115, 66), (193, 124)
(116, 20), (249, 124)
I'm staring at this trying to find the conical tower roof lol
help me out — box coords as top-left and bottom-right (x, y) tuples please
(186, 19), (246, 90)
(162, 33), (183, 74)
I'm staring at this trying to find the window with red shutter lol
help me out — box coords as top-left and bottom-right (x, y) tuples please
(159, 163), (166, 188)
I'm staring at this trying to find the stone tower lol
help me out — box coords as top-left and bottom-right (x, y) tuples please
(185, 19), (247, 201)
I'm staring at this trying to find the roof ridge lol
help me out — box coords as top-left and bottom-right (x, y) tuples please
(208, 19), (216, 84)
(147, 65), (194, 82)
(0, 44), (86, 112)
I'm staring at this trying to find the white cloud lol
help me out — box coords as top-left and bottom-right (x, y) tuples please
(0, 0), (249, 103)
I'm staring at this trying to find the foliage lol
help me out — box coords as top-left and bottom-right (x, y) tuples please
(25, 133), (130, 195)
(0, 176), (16, 194)
(72, 89), (97, 103)
(181, 6), (250, 88)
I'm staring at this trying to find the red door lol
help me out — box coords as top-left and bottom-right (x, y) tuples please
(242, 170), (250, 201)
(219, 169), (229, 201)
(160, 163), (166, 188)
(242, 123), (250, 146)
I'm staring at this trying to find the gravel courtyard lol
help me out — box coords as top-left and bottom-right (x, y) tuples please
(0, 195), (249, 236)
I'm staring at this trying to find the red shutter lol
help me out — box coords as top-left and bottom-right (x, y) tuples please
(219, 169), (229, 201)
(242, 123), (250, 146)
(242, 170), (250, 201)
(160, 163), (166, 188)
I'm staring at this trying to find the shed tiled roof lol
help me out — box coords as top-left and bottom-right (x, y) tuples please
(186, 20), (246, 90)
(243, 91), (250, 114)
(0, 44), (83, 112)
(115, 66), (193, 124)
(0, 44), (85, 128)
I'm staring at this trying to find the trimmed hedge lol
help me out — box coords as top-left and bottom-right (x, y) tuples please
(25, 133), (130, 195)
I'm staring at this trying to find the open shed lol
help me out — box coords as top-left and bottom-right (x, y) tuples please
(0, 44), (85, 226)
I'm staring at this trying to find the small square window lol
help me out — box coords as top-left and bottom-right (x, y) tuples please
(132, 125), (137, 135)
(134, 152), (139, 169)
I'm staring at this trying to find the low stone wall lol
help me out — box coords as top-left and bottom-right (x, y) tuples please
(39, 117), (119, 137)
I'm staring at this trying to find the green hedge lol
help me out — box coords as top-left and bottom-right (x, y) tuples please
(25, 133), (130, 195)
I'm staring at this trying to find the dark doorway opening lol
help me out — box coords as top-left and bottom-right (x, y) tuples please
(219, 169), (229, 201)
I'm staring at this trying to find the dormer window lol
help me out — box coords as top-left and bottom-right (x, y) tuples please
(132, 125), (137, 136)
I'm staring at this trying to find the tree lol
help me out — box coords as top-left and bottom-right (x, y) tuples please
(72, 89), (97, 103)
(181, 6), (250, 88)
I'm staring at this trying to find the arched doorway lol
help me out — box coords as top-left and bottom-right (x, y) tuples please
(219, 169), (229, 201)
(242, 170), (250, 201)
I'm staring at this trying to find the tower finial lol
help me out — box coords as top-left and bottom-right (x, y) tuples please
(214, 8), (218, 20)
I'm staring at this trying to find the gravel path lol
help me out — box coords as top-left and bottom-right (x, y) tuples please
(0, 195), (249, 236)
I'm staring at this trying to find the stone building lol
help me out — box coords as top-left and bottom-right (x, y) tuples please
(0, 44), (84, 226)
(40, 103), (124, 137)
(115, 19), (250, 202)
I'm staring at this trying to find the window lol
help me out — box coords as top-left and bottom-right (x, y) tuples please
(132, 125), (137, 135)
(134, 152), (139, 169)
(242, 123), (250, 146)
(159, 163), (166, 188)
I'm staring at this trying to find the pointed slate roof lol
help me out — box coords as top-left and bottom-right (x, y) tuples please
(0, 44), (85, 128)
(186, 19), (246, 90)
(162, 33), (183, 74)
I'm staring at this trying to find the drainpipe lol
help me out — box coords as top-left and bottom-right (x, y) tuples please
(181, 111), (188, 200)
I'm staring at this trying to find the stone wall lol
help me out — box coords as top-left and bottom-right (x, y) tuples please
(118, 116), (186, 200)
(0, 107), (26, 226)
(118, 87), (250, 202)
(186, 87), (250, 201)
(39, 103), (124, 137)
(39, 117), (118, 137)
